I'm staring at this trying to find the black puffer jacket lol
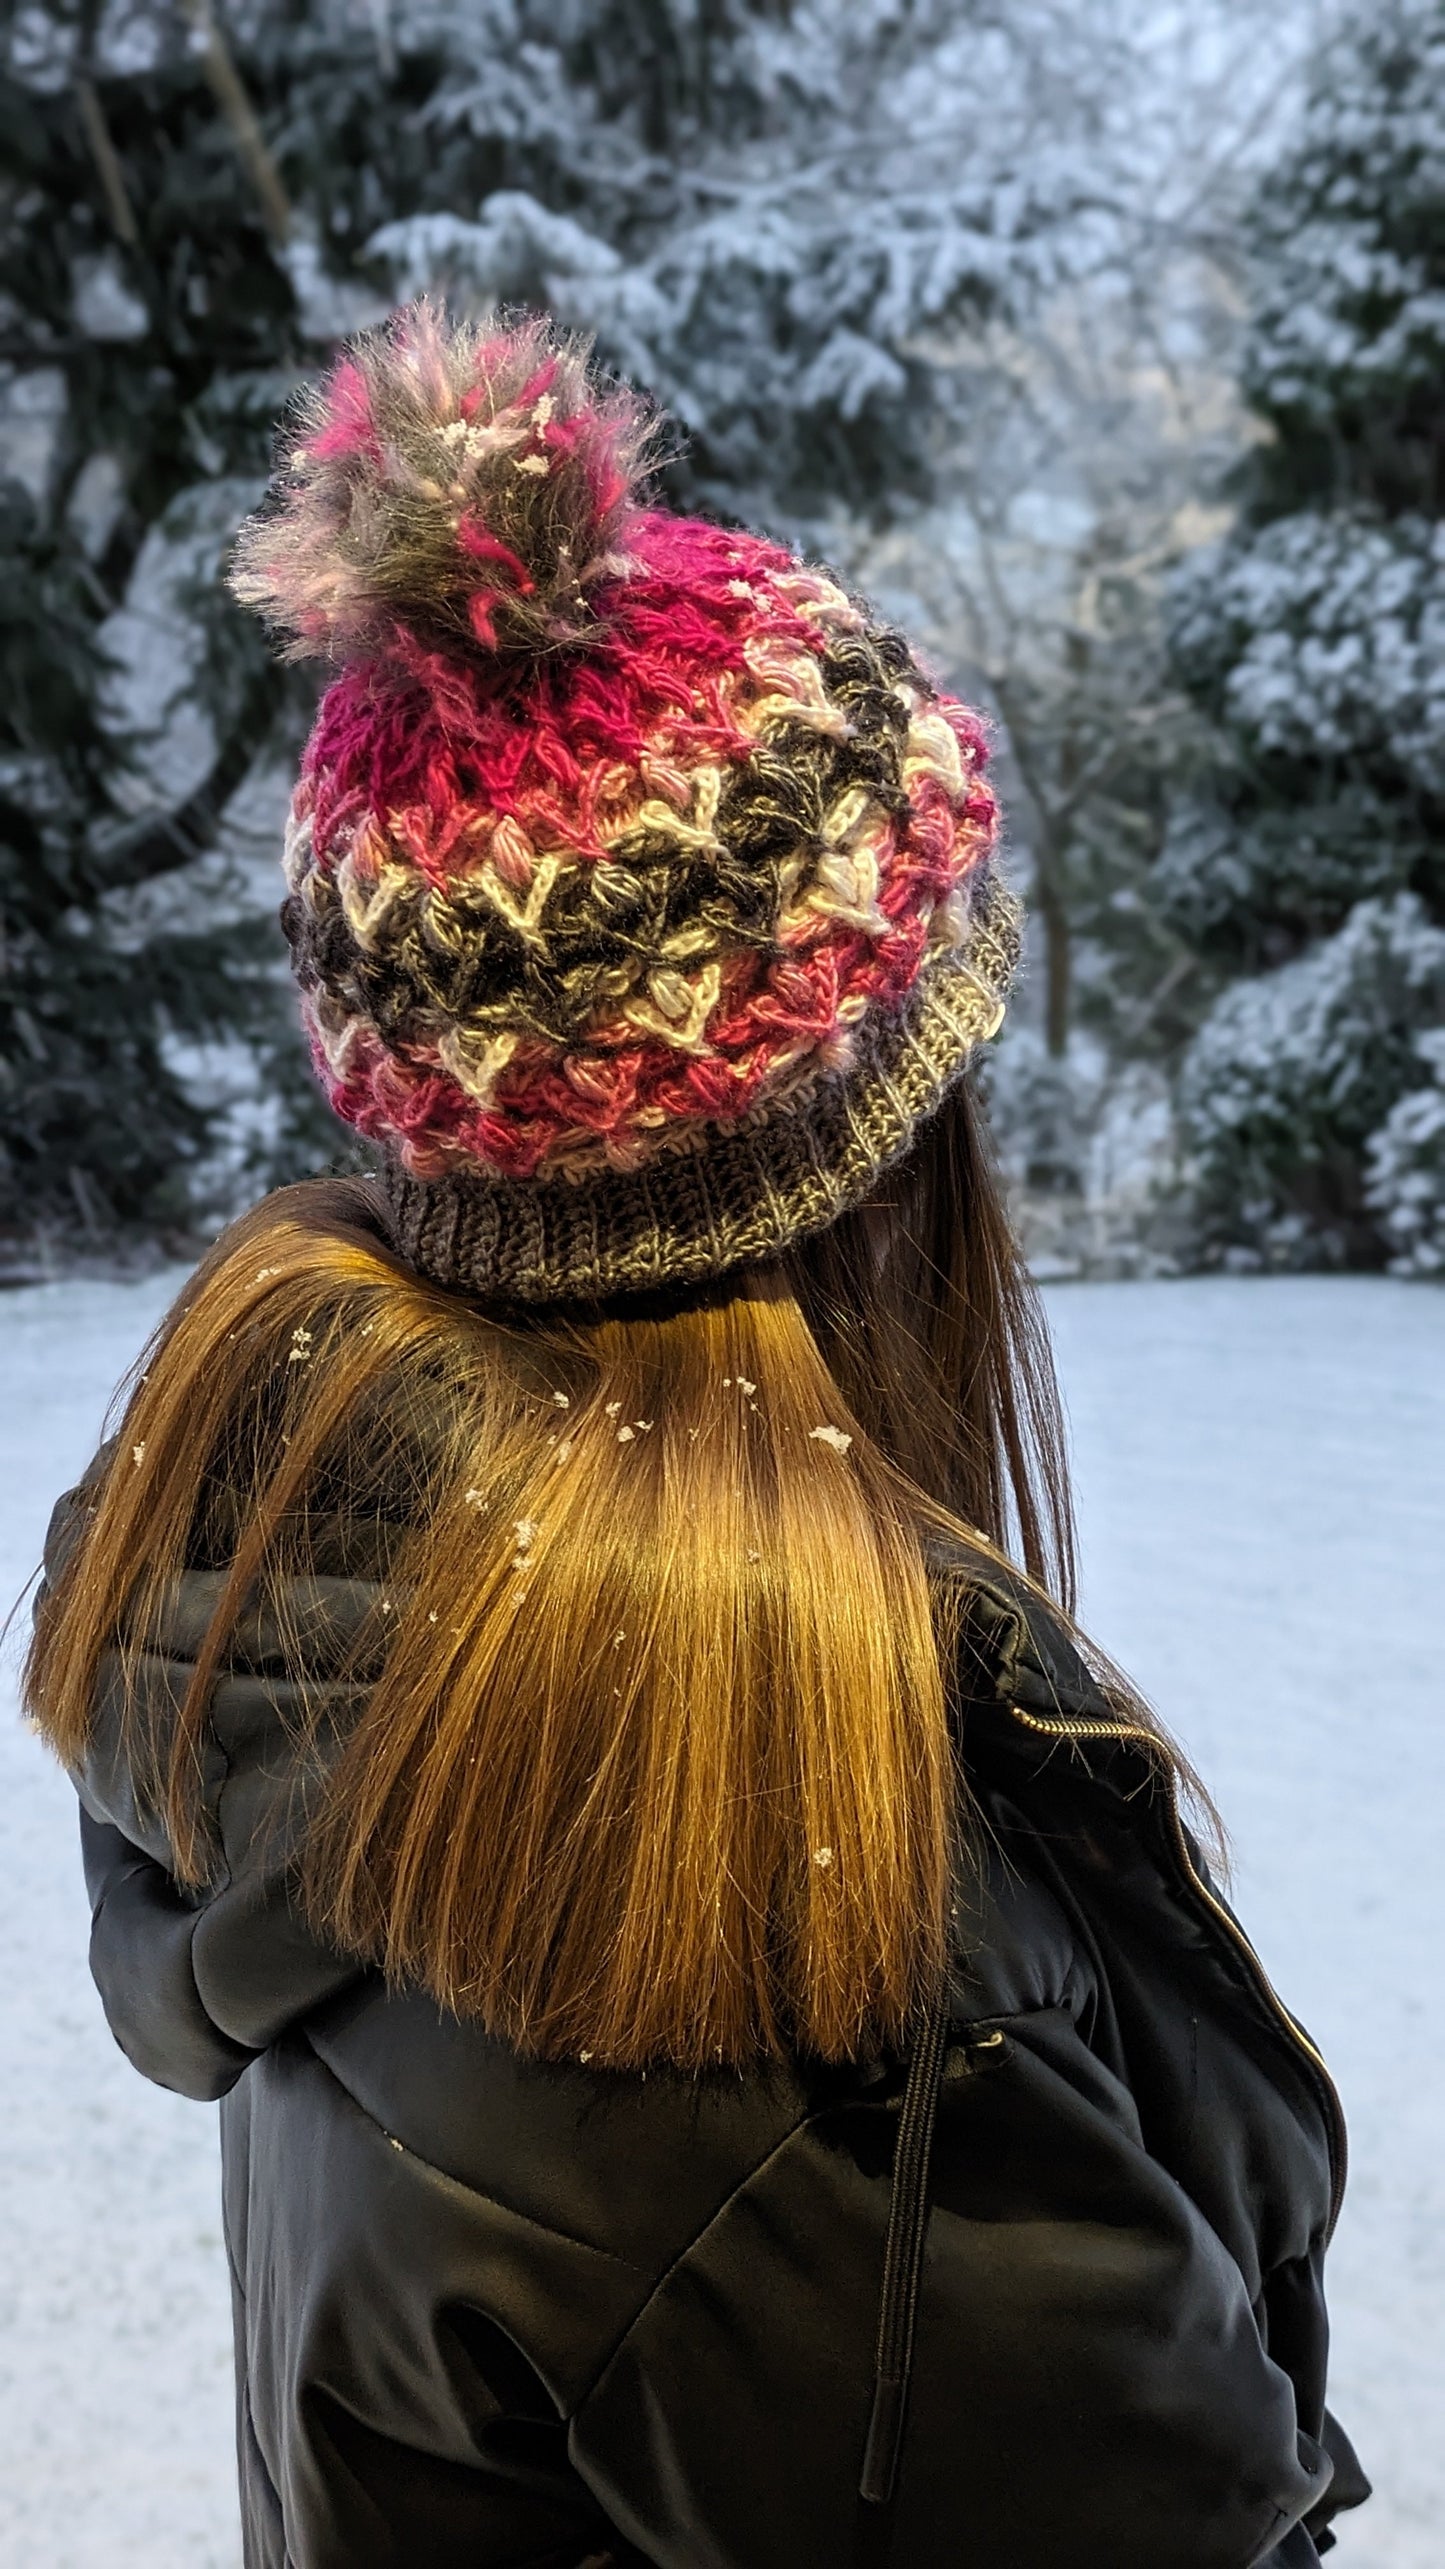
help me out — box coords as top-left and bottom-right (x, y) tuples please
(46, 1471), (1369, 2569)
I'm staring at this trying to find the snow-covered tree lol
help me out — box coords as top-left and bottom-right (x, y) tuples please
(0, 468), (295, 1246)
(362, 0), (1125, 535)
(839, 0), (1319, 1268)
(1161, 0), (1445, 1266)
(0, 0), (396, 1250)
(0, 0), (1132, 1252)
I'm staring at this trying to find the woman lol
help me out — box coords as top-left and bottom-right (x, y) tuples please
(28, 305), (1367, 2568)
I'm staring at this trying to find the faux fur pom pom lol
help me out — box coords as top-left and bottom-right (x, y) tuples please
(229, 301), (659, 669)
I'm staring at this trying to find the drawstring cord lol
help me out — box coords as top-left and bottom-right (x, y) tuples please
(858, 1982), (951, 2506)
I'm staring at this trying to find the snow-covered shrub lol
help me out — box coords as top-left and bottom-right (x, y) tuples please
(1365, 1030), (1445, 1276)
(1154, 785), (1429, 953)
(1178, 894), (1445, 1266)
(1171, 514), (1445, 796)
(984, 1025), (1181, 1276)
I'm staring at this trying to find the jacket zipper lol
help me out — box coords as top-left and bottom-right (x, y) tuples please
(1006, 1702), (1347, 2239)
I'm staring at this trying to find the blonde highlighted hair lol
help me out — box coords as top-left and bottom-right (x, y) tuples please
(28, 1083), (1103, 2071)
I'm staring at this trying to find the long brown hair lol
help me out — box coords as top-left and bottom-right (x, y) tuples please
(28, 1079), (1115, 2072)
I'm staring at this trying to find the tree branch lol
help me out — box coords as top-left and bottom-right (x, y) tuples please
(98, 663), (285, 892)
(74, 79), (138, 245)
(178, 0), (292, 247)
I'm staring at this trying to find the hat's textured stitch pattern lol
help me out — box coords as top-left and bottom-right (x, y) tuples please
(232, 303), (1021, 1302)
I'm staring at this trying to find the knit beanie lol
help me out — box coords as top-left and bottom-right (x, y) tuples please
(231, 302), (1020, 1305)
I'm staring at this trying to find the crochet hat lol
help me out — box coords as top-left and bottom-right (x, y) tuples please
(231, 302), (1019, 1304)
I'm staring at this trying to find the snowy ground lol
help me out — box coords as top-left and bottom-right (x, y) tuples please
(0, 1270), (1440, 2567)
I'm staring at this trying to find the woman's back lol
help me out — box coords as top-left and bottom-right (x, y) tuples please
(51, 1442), (1356, 2566)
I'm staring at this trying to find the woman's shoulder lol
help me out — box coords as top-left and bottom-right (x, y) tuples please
(921, 1533), (1123, 1739)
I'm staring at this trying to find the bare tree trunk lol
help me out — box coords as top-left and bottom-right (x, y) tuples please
(1031, 839), (1073, 1057)
(984, 672), (1076, 1060)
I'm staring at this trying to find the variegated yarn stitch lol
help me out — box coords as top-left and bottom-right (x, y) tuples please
(231, 301), (1020, 1303)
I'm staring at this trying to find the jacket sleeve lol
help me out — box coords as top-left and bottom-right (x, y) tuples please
(78, 1808), (260, 2101)
(41, 1465), (369, 2104)
(1301, 2407), (1371, 2554)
